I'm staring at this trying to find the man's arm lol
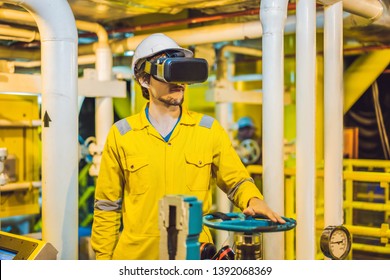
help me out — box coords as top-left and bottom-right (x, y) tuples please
(90, 127), (124, 259)
(212, 120), (284, 223)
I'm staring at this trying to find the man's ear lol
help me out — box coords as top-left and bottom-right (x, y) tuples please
(139, 77), (150, 88)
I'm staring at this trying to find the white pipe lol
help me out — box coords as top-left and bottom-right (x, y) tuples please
(95, 47), (113, 148)
(214, 44), (271, 247)
(260, 0), (288, 260)
(10, 54), (96, 68)
(319, 0), (384, 20)
(1, 16), (317, 61)
(92, 47), (113, 176)
(220, 45), (263, 57)
(4, 0), (79, 260)
(324, 1), (344, 233)
(75, 21), (108, 46)
(77, 21), (113, 177)
(1, 3), (388, 60)
(214, 45), (234, 249)
(109, 14), (324, 54)
(1, 9), (113, 174)
(111, 21), (272, 54)
(0, 8), (110, 43)
(343, 0), (384, 21)
(296, 0), (317, 260)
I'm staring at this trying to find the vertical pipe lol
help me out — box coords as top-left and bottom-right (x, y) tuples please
(284, 176), (295, 259)
(76, 22), (113, 176)
(214, 47), (234, 248)
(93, 47), (113, 175)
(324, 1), (344, 231)
(215, 104), (234, 247)
(4, 0), (79, 259)
(295, 0), (317, 260)
(260, 0), (288, 260)
(345, 162), (354, 227)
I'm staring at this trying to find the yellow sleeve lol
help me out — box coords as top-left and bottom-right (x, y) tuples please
(212, 121), (263, 210)
(90, 126), (124, 260)
(91, 210), (122, 260)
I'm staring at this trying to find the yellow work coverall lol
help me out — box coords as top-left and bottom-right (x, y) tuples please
(91, 104), (263, 260)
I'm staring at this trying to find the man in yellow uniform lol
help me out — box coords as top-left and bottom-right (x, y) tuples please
(91, 33), (285, 260)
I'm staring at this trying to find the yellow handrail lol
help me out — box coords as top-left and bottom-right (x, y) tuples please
(246, 159), (390, 260)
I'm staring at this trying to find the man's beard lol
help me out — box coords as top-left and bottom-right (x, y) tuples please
(157, 94), (184, 107)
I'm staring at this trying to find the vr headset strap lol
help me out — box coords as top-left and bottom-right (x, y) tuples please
(144, 60), (166, 81)
(144, 60), (160, 75)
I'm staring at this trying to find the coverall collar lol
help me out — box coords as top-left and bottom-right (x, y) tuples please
(134, 103), (197, 131)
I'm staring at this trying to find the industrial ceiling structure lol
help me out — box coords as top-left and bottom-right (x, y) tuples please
(1, 0), (390, 261)
(0, 0), (389, 65)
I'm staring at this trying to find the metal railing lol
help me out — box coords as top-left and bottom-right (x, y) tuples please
(247, 159), (390, 260)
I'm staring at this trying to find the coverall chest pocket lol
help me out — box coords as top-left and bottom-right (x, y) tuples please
(185, 153), (212, 191)
(124, 155), (150, 195)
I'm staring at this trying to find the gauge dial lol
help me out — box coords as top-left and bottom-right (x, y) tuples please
(320, 225), (352, 260)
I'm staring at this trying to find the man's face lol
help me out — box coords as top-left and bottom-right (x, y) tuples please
(149, 75), (185, 107)
(238, 126), (255, 140)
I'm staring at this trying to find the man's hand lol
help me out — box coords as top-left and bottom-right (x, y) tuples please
(243, 197), (286, 224)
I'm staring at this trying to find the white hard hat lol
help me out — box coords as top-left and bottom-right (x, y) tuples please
(131, 33), (193, 75)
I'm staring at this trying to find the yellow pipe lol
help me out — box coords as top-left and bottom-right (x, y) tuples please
(344, 201), (390, 211)
(344, 49), (390, 114)
(248, 165), (390, 183)
(285, 176), (295, 260)
(0, 8), (35, 24)
(0, 26), (40, 41)
(343, 171), (390, 182)
(346, 224), (390, 239)
(356, 192), (385, 200)
(344, 159), (390, 168)
(345, 180), (354, 225)
(385, 183), (390, 224)
(0, 46), (38, 60)
(352, 244), (390, 255)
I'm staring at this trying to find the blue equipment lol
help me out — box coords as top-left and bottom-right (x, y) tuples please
(159, 195), (202, 260)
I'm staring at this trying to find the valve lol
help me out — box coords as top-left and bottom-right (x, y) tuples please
(203, 212), (296, 260)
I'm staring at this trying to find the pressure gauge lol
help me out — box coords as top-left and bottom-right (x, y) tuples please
(320, 225), (351, 260)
